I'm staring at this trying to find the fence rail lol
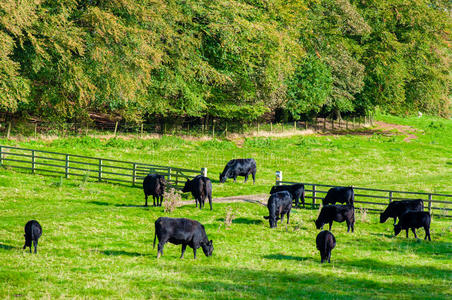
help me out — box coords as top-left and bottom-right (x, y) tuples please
(0, 145), (205, 189)
(276, 180), (452, 217)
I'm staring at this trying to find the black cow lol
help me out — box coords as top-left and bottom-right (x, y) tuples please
(143, 174), (166, 207)
(380, 199), (424, 225)
(263, 191), (292, 228)
(315, 205), (355, 232)
(394, 211), (431, 241)
(219, 159), (256, 184)
(23, 220), (42, 254)
(270, 184), (305, 208)
(182, 175), (213, 210)
(323, 187), (354, 206)
(153, 217), (213, 259)
(316, 230), (336, 263)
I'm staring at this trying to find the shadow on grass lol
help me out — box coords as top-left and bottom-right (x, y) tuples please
(88, 201), (111, 206)
(263, 254), (312, 262)
(163, 265), (445, 299)
(101, 250), (147, 257)
(0, 243), (16, 250)
(115, 204), (148, 208)
(216, 217), (263, 225)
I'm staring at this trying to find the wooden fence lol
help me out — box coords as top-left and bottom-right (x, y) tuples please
(276, 180), (452, 217)
(0, 145), (205, 189)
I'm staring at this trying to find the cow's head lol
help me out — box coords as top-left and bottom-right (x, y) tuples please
(182, 179), (191, 193)
(394, 224), (402, 237)
(314, 218), (324, 230)
(263, 215), (279, 228)
(201, 240), (213, 257)
(219, 173), (227, 183)
(379, 212), (388, 223)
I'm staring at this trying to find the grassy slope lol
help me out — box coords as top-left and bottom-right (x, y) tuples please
(0, 115), (451, 298)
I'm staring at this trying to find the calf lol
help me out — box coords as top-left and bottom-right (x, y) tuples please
(394, 211), (431, 241)
(23, 220), (42, 254)
(323, 187), (354, 206)
(143, 174), (166, 207)
(380, 199), (424, 225)
(153, 217), (213, 259)
(263, 191), (292, 228)
(315, 205), (355, 232)
(270, 184), (305, 208)
(219, 159), (257, 184)
(316, 230), (336, 263)
(182, 175), (213, 210)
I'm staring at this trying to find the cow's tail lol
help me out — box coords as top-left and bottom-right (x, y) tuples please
(325, 234), (329, 256)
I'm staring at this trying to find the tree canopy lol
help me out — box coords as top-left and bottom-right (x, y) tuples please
(0, 0), (450, 122)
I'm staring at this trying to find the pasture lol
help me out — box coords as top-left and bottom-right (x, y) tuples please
(0, 115), (451, 298)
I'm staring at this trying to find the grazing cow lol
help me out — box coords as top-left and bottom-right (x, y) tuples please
(316, 230), (336, 263)
(270, 184), (305, 208)
(143, 174), (166, 207)
(219, 159), (257, 184)
(23, 220), (42, 254)
(263, 191), (292, 228)
(380, 199), (424, 225)
(153, 217), (213, 259)
(323, 187), (354, 206)
(394, 211), (431, 241)
(315, 205), (355, 232)
(182, 175), (213, 210)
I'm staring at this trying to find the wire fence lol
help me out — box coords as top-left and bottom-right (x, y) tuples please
(0, 145), (205, 190)
(0, 115), (375, 139)
(276, 179), (452, 218)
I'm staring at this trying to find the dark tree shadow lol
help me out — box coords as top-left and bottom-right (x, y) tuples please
(0, 243), (16, 250)
(115, 204), (149, 208)
(263, 254), (312, 262)
(216, 217), (263, 225)
(88, 201), (111, 206)
(101, 250), (146, 257)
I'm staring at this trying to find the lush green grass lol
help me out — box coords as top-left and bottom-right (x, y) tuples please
(0, 115), (451, 298)
(0, 170), (451, 299)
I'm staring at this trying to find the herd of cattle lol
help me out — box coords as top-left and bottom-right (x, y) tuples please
(21, 158), (432, 264)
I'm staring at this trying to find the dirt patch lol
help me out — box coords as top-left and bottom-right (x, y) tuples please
(373, 121), (418, 142)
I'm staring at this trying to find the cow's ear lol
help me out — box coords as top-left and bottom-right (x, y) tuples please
(263, 216), (269, 219)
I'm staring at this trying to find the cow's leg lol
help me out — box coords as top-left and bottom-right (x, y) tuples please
(29, 243), (32, 253)
(193, 248), (197, 259)
(327, 250), (331, 263)
(406, 229), (409, 238)
(33, 240), (38, 254)
(153, 195), (156, 207)
(411, 228), (418, 239)
(145, 195), (148, 207)
(244, 174), (249, 183)
(208, 193), (212, 211)
(180, 244), (187, 259)
(351, 220), (355, 233)
(320, 251), (324, 263)
(425, 226), (431, 241)
(346, 220), (351, 233)
(252, 172), (256, 184)
(233, 175), (237, 183)
(329, 222), (333, 231)
(287, 211), (290, 224)
(295, 197), (299, 209)
(280, 213), (284, 224)
(393, 217), (397, 225)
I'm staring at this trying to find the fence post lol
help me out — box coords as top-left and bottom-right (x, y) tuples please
(98, 159), (103, 182)
(270, 122), (273, 132)
(31, 150), (36, 174)
(141, 124), (144, 137)
(212, 120), (215, 138)
(389, 191), (393, 203)
(7, 121), (11, 139)
(312, 185), (316, 208)
(428, 194), (432, 215)
(132, 163), (137, 186)
(294, 121), (296, 130)
(346, 120), (348, 130)
(34, 123), (37, 139)
(167, 167), (172, 183)
(65, 155), (69, 179)
(331, 118), (334, 130)
(275, 171), (282, 185)
(201, 167), (207, 177)
(323, 118), (326, 131)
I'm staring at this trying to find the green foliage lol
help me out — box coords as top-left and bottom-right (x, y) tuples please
(0, 0), (450, 120)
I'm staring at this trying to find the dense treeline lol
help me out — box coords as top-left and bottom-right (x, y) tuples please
(0, 0), (450, 123)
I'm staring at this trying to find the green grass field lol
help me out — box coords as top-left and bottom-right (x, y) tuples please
(0, 115), (451, 298)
